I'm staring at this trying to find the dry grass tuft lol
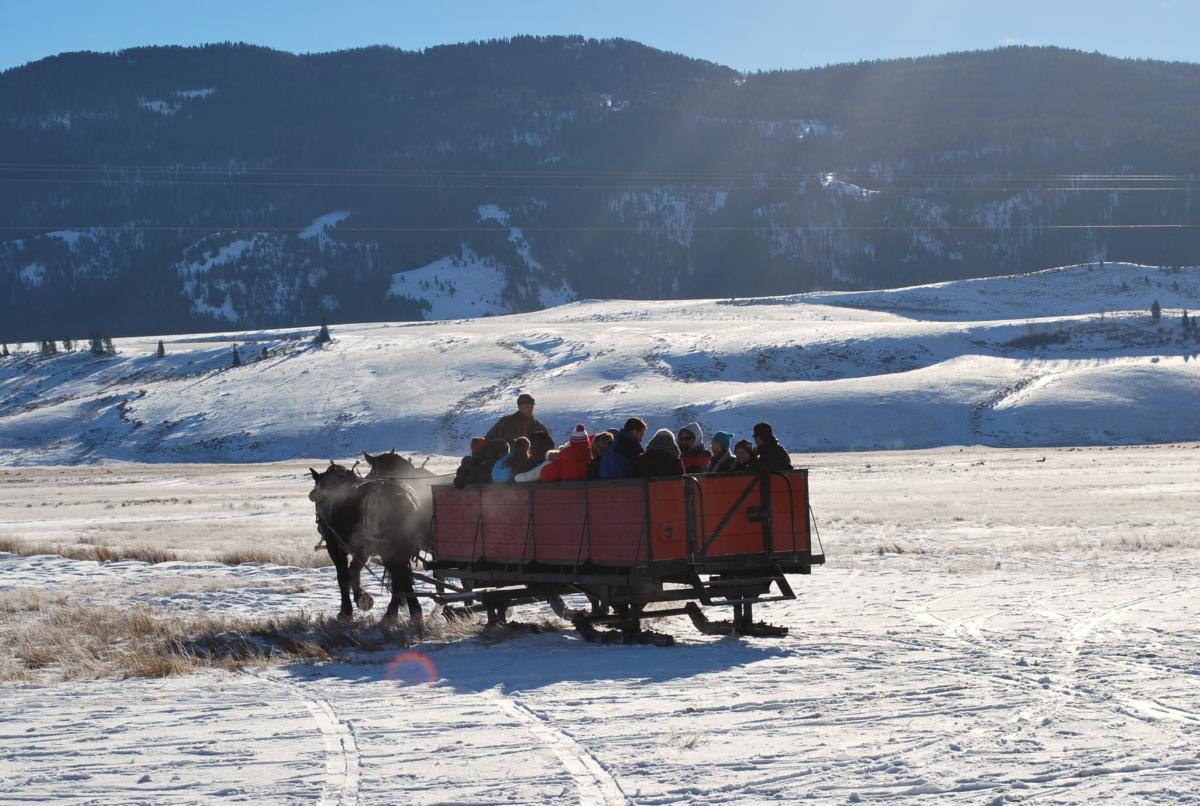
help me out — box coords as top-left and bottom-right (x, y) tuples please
(0, 603), (484, 682)
(1, 535), (329, 568)
(476, 616), (566, 645)
(0, 536), (179, 564)
(217, 548), (332, 568)
(0, 590), (68, 613)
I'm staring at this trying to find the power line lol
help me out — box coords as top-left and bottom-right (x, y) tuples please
(2, 223), (1197, 234)
(0, 161), (1194, 183)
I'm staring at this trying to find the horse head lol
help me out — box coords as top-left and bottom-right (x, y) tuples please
(308, 461), (360, 503)
(362, 449), (428, 479)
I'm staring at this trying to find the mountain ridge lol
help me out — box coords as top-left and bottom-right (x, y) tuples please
(2, 37), (1198, 340)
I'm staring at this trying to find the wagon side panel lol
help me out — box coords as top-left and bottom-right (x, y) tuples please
(433, 488), (482, 562)
(587, 483), (649, 566)
(532, 487), (587, 564)
(695, 475), (767, 557)
(480, 487), (530, 563)
(770, 471), (810, 556)
(647, 480), (688, 561)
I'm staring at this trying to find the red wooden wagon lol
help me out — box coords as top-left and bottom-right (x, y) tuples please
(423, 470), (824, 645)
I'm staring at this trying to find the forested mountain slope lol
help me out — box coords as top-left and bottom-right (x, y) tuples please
(2, 38), (1197, 340)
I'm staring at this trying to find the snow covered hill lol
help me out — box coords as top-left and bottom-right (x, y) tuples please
(1, 262), (1198, 465)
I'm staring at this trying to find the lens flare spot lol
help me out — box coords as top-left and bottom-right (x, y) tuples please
(385, 651), (437, 686)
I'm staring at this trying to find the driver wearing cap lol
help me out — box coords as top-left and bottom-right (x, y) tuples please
(484, 393), (550, 444)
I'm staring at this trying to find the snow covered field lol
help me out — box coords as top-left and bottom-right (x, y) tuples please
(2, 261), (1198, 465)
(3, 444), (1199, 803)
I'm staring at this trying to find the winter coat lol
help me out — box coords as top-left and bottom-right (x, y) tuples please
(586, 456), (604, 480)
(599, 429), (644, 480)
(485, 412), (550, 445)
(453, 439), (508, 488)
(706, 451), (736, 474)
(682, 446), (712, 473)
(638, 429), (685, 478)
(754, 438), (793, 473)
(678, 422), (712, 473)
(491, 453), (518, 483)
(540, 439), (592, 482)
(638, 450), (686, 478)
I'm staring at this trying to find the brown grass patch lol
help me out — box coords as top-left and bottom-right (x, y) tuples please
(0, 603), (483, 682)
(0, 536), (179, 564)
(1, 535), (329, 568)
(217, 548), (332, 568)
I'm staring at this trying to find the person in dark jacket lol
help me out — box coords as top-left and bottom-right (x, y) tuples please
(599, 418), (647, 480)
(586, 431), (614, 480)
(731, 439), (756, 473)
(453, 436), (487, 485)
(454, 439), (509, 488)
(528, 430), (555, 466)
(638, 429), (686, 478)
(484, 393), (549, 444)
(678, 422), (712, 474)
(752, 422), (792, 472)
(706, 431), (736, 473)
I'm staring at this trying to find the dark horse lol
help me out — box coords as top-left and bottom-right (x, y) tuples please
(308, 450), (433, 624)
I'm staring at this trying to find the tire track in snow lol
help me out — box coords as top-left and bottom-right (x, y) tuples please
(484, 688), (627, 806)
(248, 673), (360, 805)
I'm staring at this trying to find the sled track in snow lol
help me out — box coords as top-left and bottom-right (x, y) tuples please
(485, 688), (627, 806)
(249, 673), (361, 806)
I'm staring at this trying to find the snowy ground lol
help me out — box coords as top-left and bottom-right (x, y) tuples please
(2, 261), (1198, 465)
(3, 444), (1199, 803)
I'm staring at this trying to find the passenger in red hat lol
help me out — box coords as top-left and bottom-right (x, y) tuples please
(540, 424), (593, 482)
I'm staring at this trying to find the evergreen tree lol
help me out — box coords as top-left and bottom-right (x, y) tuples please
(89, 333), (105, 356)
(1, 344), (8, 357)
(1183, 310), (1191, 331)
(155, 340), (165, 358)
(102, 336), (116, 356)
(62, 336), (73, 352)
(316, 318), (332, 345)
(1150, 300), (1161, 323)
(41, 339), (58, 356)
(231, 345), (242, 367)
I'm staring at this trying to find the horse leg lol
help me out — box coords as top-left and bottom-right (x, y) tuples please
(329, 546), (354, 620)
(349, 556), (374, 612)
(382, 562), (422, 629)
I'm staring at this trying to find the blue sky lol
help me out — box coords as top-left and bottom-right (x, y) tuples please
(1, 0), (1196, 73)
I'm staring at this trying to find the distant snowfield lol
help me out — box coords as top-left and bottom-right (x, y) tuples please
(2, 445), (1199, 802)
(1, 261), (1198, 465)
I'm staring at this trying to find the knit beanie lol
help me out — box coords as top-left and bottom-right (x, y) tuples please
(680, 421), (704, 445)
(569, 423), (590, 445)
(713, 431), (734, 452)
(734, 439), (754, 456)
(647, 428), (681, 459)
